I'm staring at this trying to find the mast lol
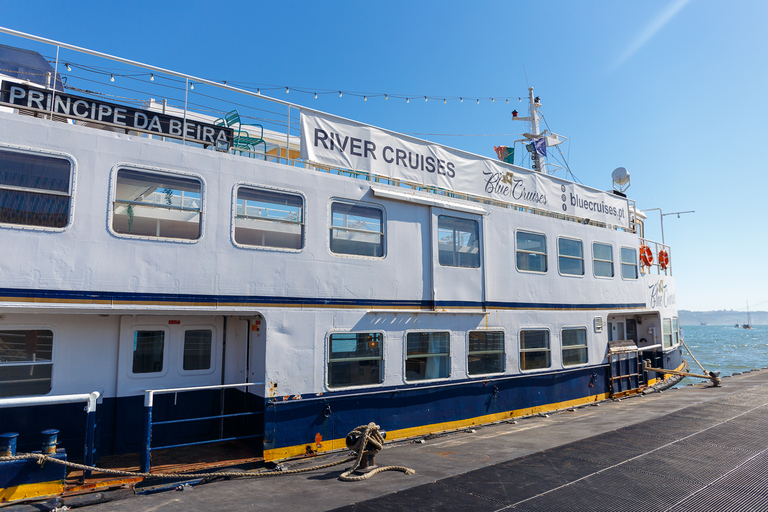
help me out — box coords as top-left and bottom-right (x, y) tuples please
(511, 87), (545, 172)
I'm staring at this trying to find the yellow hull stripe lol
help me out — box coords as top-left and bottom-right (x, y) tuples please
(263, 391), (610, 461)
(0, 480), (64, 503)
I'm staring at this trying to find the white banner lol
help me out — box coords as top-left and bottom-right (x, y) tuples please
(300, 112), (629, 228)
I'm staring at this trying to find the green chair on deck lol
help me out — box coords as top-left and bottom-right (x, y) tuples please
(214, 110), (267, 160)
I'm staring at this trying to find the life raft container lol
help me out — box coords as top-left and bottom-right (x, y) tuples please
(639, 245), (653, 266)
(658, 249), (669, 269)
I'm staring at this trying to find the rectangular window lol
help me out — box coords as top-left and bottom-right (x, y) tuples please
(520, 330), (550, 370)
(0, 149), (71, 228)
(406, 332), (450, 381)
(183, 329), (212, 371)
(132, 330), (164, 374)
(562, 328), (588, 366)
(0, 329), (53, 398)
(328, 332), (383, 388)
(558, 238), (584, 276)
(235, 187), (303, 250)
(593, 242), (614, 278)
(672, 317), (679, 345)
(620, 247), (638, 279)
(438, 215), (480, 268)
(516, 231), (547, 272)
(112, 169), (202, 240)
(330, 202), (384, 257)
(662, 318), (673, 348)
(468, 331), (504, 375)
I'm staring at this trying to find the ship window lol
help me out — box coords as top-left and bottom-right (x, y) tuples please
(520, 329), (550, 370)
(662, 318), (673, 348)
(562, 328), (588, 366)
(327, 332), (383, 388)
(183, 329), (212, 371)
(516, 231), (547, 273)
(468, 331), (504, 375)
(0, 149), (71, 229)
(235, 187), (303, 250)
(132, 330), (164, 374)
(438, 216), (480, 268)
(593, 242), (614, 278)
(673, 317), (679, 345)
(558, 237), (584, 276)
(406, 332), (450, 381)
(620, 247), (638, 279)
(0, 329), (53, 398)
(330, 202), (384, 257)
(112, 169), (202, 240)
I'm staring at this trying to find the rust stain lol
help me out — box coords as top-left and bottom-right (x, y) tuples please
(315, 432), (323, 449)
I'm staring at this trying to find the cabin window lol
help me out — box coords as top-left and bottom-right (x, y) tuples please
(406, 332), (450, 381)
(183, 329), (212, 371)
(468, 331), (504, 375)
(620, 247), (638, 279)
(520, 329), (550, 370)
(132, 330), (165, 374)
(0, 329), (53, 398)
(593, 242), (614, 278)
(562, 327), (588, 366)
(516, 231), (547, 273)
(438, 215), (480, 268)
(330, 202), (384, 257)
(558, 237), (584, 276)
(112, 169), (202, 240)
(235, 187), (303, 250)
(662, 318), (673, 348)
(0, 149), (71, 229)
(672, 317), (679, 345)
(327, 332), (383, 388)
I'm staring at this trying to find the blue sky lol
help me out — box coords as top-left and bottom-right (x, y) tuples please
(1, 0), (766, 312)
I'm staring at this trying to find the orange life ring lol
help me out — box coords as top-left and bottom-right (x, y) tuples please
(658, 250), (669, 269)
(639, 245), (653, 266)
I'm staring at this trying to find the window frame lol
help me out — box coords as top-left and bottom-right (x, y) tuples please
(179, 327), (216, 374)
(128, 326), (170, 378)
(404, 330), (451, 382)
(0, 146), (75, 231)
(561, 327), (589, 367)
(620, 246), (639, 280)
(519, 328), (551, 372)
(328, 199), (385, 258)
(557, 236), (584, 277)
(232, 184), (305, 252)
(0, 327), (56, 398)
(467, 329), (505, 376)
(515, 230), (548, 274)
(326, 331), (385, 389)
(662, 318), (673, 349)
(109, 165), (205, 243)
(672, 317), (679, 346)
(437, 215), (481, 268)
(592, 242), (614, 279)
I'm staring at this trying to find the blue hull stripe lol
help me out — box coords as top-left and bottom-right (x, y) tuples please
(0, 287), (645, 311)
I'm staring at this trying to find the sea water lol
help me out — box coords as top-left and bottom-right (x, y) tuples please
(679, 324), (768, 384)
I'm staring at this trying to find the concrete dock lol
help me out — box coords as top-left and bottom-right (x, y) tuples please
(16, 368), (768, 511)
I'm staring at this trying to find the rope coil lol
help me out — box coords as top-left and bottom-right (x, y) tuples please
(339, 422), (415, 481)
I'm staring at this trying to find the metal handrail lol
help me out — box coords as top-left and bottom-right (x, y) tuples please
(141, 382), (263, 473)
(0, 390), (102, 477)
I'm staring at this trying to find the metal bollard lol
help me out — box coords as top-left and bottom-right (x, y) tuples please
(41, 429), (59, 454)
(1, 432), (19, 457)
(345, 430), (386, 473)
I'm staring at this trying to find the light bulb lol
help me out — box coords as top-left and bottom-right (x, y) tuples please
(110, 74), (114, 82)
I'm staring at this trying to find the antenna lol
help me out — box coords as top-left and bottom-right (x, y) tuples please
(611, 167), (630, 193)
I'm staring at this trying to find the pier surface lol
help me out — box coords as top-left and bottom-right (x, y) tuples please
(38, 369), (768, 511)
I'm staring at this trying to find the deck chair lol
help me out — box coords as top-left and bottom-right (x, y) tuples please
(214, 110), (267, 160)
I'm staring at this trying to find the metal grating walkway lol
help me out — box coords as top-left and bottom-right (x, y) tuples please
(332, 384), (768, 512)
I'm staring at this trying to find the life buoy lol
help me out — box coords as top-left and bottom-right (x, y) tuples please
(639, 245), (653, 266)
(658, 250), (669, 270)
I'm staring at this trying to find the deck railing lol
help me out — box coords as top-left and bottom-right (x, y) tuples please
(640, 238), (672, 276)
(141, 382), (263, 473)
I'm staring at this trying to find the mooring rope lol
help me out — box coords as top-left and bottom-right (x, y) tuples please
(0, 424), (414, 482)
(339, 422), (415, 481)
